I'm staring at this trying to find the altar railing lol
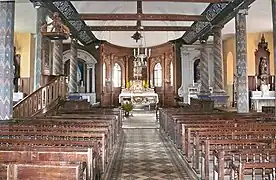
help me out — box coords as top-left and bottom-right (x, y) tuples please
(13, 75), (67, 118)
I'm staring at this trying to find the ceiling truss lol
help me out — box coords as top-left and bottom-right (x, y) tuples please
(34, 0), (256, 45)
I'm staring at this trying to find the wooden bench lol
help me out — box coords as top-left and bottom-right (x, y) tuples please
(0, 161), (85, 180)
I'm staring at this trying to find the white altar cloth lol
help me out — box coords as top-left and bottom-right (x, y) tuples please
(119, 91), (159, 104)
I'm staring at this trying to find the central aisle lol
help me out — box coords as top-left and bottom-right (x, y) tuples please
(109, 111), (192, 180)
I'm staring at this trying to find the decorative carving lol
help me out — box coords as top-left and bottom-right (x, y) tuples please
(52, 1), (97, 44)
(41, 12), (70, 40)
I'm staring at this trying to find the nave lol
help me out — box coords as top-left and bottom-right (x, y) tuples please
(108, 112), (192, 180)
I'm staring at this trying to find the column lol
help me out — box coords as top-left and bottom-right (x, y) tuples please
(235, 9), (249, 113)
(86, 67), (90, 93)
(52, 40), (63, 75)
(272, 0), (276, 115)
(213, 27), (224, 92)
(199, 40), (210, 95)
(0, 1), (15, 120)
(68, 39), (78, 93)
(33, 7), (47, 90)
(91, 66), (96, 93)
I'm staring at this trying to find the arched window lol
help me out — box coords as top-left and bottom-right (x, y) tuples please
(154, 63), (162, 87)
(103, 63), (106, 86)
(113, 63), (121, 87)
(170, 61), (173, 86)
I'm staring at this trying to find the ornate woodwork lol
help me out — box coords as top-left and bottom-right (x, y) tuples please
(99, 42), (180, 107)
(40, 12), (70, 40)
(13, 76), (67, 118)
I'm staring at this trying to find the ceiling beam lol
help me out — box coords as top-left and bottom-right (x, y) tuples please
(86, 26), (192, 31)
(80, 13), (206, 21)
(69, 0), (229, 2)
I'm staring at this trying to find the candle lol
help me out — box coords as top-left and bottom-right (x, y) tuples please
(134, 49), (136, 56)
(138, 47), (140, 55)
(149, 49), (151, 56)
(145, 48), (147, 56)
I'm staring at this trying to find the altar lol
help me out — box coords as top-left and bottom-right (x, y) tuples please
(251, 90), (275, 112)
(119, 80), (158, 107)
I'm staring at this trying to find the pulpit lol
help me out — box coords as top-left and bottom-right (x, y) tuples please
(119, 80), (158, 108)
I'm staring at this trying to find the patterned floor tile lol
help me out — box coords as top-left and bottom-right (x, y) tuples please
(109, 112), (191, 180)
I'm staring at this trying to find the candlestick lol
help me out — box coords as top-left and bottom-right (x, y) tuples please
(133, 49), (136, 56)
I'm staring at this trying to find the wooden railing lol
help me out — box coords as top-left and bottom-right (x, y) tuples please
(13, 76), (67, 118)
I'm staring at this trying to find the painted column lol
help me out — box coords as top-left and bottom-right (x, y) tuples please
(86, 67), (90, 93)
(33, 7), (47, 90)
(52, 40), (63, 75)
(0, 1), (15, 120)
(235, 9), (249, 113)
(272, 0), (276, 115)
(91, 66), (96, 93)
(213, 27), (224, 91)
(199, 40), (209, 94)
(68, 39), (78, 93)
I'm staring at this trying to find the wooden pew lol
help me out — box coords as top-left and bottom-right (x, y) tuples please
(0, 161), (85, 180)
(229, 162), (276, 180)
(0, 146), (97, 180)
(213, 149), (276, 180)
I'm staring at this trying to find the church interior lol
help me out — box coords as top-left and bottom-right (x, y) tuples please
(1, 0), (276, 179)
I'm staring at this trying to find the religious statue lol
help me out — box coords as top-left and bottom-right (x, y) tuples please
(258, 57), (269, 85)
(258, 57), (270, 96)
(13, 47), (20, 92)
(194, 59), (200, 83)
(40, 12), (70, 37)
(259, 57), (268, 76)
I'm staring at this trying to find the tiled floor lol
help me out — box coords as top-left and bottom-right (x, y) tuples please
(110, 111), (191, 180)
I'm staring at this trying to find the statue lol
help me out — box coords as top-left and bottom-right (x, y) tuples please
(41, 12), (70, 36)
(194, 59), (200, 83)
(259, 57), (268, 76)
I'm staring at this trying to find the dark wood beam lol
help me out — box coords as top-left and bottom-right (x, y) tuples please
(69, 0), (229, 2)
(86, 26), (192, 31)
(80, 13), (206, 21)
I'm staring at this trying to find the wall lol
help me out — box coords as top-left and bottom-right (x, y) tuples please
(14, 32), (35, 95)
(223, 32), (274, 105)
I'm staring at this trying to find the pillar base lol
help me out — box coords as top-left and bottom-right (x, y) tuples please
(198, 91), (211, 100)
(210, 90), (229, 108)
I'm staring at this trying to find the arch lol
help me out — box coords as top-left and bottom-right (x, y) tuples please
(170, 61), (173, 86)
(113, 63), (122, 87)
(154, 63), (162, 87)
(63, 49), (97, 66)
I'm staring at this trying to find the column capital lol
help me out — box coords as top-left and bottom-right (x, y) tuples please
(237, 8), (249, 16)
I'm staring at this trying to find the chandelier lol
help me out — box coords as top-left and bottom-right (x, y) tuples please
(133, 47), (151, 68)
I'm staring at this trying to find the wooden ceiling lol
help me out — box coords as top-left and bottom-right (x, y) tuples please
(34, 0), (256, 45)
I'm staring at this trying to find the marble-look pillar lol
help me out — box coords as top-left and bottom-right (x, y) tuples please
(0, 1), (15, 120)
(213, 27), (224, 91)
(68, 39), (78, 93)
(86, 67), (90, 93)
(91, 66), (96, 93)
(53, 40), (63, 75)
(272, 0), (276, 115)
(235, 9), (249, 113)
(33, 7), (47, 90)
(200, 40), (210, 94)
